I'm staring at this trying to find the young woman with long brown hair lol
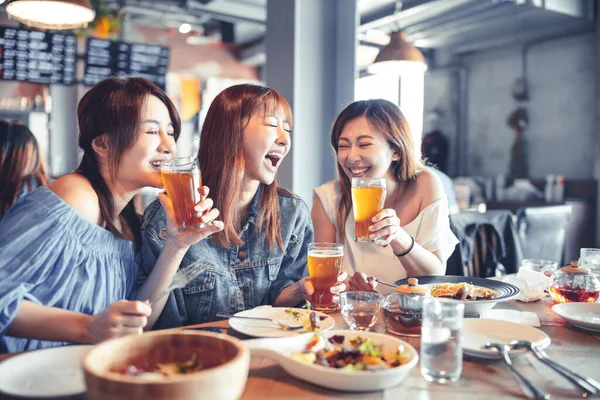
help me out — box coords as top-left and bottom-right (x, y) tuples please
(141, 84), (346, 328)
(0, 77), (222, 353)
(0, 121), (49, 219)
(312, 99), (458, 294)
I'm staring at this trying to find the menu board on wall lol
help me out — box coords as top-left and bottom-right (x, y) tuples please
(83, 38), (170, 89)
(0, 27), (77, 85)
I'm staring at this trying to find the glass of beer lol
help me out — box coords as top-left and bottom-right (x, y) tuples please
(307, 242), (344, 312)
(351, 177), (386, 243)
(160, 157), (205, 233)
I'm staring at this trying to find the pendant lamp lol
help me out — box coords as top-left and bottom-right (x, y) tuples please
(6, 0), (95, 30)
(367, 31), (427, 76)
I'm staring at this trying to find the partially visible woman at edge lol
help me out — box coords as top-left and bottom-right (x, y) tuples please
(0, 77), (222, 353)
(312, 99), (458, 294)
(0, 121), (49, 220)
(140, 84), (346, 329)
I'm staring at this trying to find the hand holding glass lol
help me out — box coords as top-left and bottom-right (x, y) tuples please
(307, 243), (344, 312)
(351, 177), (386, 243)
(160, 157), (205, 233)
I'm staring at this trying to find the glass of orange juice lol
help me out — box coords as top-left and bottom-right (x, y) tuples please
(160, 157), (205, 233)
(307, 243), (344, 312)
(351, 177), (386, 243)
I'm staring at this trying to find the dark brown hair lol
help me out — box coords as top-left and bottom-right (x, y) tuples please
(199, 84), (292, 250)
(330, 99), (422, 243)
(0, 121), (48, 219)
(76, 77), (181, 244)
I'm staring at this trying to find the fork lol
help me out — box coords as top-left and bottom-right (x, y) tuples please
(149, 261), (207, 306)
(216, 313), (304, 331)
(484, 342), (550, 400)
(510, 340), (600, 396)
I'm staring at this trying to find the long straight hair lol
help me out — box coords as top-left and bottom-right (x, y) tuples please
(199, 84), (292, 250)
(76, 77), (181, 244)
(0, 121), (48, 219)
(330, 99), (422, 243)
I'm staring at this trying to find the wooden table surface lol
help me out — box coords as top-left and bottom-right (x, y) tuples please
(1, 296), (599, 400)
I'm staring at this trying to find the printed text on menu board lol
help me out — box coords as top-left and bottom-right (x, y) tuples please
(0, 27), (77, 85)
(83, 38), (170, 89)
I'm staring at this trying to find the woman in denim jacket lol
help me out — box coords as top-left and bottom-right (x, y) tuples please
(140, 84), (347, 328)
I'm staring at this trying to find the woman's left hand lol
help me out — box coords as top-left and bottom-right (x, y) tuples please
(368, 208), (405, 246)
(297, 271), (348, 305)
(161, 186), (224, 249)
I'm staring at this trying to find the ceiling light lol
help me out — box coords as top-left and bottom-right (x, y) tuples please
(6, 0), (95, 30)
(179, 23), (192, 34)
(368, 31), (428, 76)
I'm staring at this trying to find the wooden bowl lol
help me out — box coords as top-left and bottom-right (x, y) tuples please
(83, 331), (250, 400)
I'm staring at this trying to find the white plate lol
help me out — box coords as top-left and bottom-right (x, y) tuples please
(229, 307), (335, 338)
(0, 345), (91, 398)
(552, 303), (600, 333)
(245, 329), (418, 392)
(462, 319), (551, 359)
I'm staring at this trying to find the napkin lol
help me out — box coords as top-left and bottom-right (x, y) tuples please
(502, 268), (550, 303)
(480, 309), (541, 327)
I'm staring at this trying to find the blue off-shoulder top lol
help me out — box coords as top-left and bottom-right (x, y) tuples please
(0, 187), (140, 353)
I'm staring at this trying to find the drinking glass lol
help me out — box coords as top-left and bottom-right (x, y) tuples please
(351, 177), (386, 243)
(340, 291), (384, 331)
(520, 259), (558, 277)
(580, 248), (600, 273)
(307, 243), (344, 312)
(160, 157), (204, 233)
(420, 298), (464, 384)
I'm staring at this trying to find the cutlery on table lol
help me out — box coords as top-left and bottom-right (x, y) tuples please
(510, 340), (600, 396)
(216, 313), (304, 331)
(148, 261), (206, 306)
(484, 342), (550, 400)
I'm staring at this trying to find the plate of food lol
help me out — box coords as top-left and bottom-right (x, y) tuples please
(393, 276), (520, 315)
(552, 303), (600, 333)
(228, 306), (335, 338)
(0, 345), (91, 398)
(245, 329), (418, 391)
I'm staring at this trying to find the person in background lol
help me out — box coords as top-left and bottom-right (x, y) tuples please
(429, 167), (460, 215)
(140, 84), (347, 329)
(0, 77), (222, 353)
(312, 99), (458, 294)
(0, 121), (49, 219)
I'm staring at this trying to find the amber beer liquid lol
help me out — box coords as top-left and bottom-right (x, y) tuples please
(307, 243), (344, 312)
(160, 157), (204, 232)
(351, 178), (386, 243)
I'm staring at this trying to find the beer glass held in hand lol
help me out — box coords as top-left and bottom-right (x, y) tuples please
(307, 242), (344, 312)
(351, 177), (386, 243)
(160, 157), (205, 233)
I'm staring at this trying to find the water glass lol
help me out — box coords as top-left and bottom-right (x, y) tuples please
(340, 291), (384, 331)
(420, 298), (464, 384)
(520, 259), (558, 277)
(580, 248), (600, 272)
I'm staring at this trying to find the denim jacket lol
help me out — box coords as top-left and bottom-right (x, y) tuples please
(139, 186), (313, 329)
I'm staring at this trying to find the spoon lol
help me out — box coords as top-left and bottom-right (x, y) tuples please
(510, 340), (599, 396)
(484, 342), (550, 400)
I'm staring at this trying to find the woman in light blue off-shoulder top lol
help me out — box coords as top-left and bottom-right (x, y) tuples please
(0, 77), (223, 353)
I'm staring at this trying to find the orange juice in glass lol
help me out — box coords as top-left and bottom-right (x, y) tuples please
(160, 157), (205, 233)
(351, 177), (386, 243)
(307, 243), (344, 312)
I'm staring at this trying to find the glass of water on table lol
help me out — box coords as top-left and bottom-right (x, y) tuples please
(420, 297), (464, 384)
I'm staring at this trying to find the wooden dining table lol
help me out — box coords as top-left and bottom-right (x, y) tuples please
(1, 295), (599, 400)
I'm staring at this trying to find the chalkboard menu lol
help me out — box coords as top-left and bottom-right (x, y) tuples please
(0, 27), (76, 85)
(83, 38), (170, 89)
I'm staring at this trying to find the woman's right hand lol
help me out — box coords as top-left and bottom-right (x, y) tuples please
(160, 186), (224, 249)
(86, 300), (151, 344)
(347, 272), (378, 292)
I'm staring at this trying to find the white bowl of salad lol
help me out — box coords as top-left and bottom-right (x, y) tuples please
(245, 329), (418, 392)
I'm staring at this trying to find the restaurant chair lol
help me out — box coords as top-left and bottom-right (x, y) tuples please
(515, 205), (572, 266)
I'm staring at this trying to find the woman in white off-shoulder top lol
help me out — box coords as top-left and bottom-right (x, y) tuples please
(312, 99), (458, 294)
